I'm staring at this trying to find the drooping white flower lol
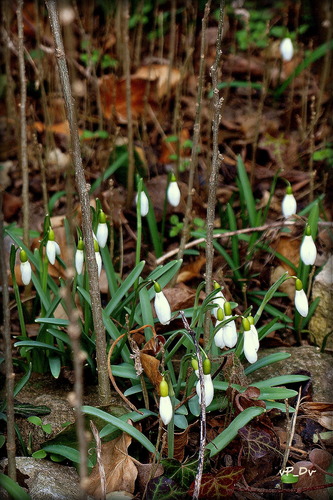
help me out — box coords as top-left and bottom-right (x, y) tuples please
(153, 281), (171, 325)
(294, 278), (308, 317)
(196, 374), (214, 407)
(282, 185), (297, 217)
(159, 379), (173, 425)
(94, 240), (102, 277)
(280, 37), (294, 62)
(248, 316), (260, 352)
(167, 174), (181, 207)
(75, 238), (84, 275)
(300, 226), (317, 266)
(214, 307), (225, 348)
(195, 358), (214, 407)
(243, 318), (258, 364)
(212, 281), (226, 318)
(221, 302), (237, 348)
(46, 228), (60, 265)
(136, 190), (149, 217)
(19, 249), (31, 285)
(96, 210), (108, 248)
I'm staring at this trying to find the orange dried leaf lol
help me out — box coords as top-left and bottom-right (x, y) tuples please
(139, 352), (163, 391)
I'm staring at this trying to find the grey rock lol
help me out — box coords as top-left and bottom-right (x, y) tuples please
(309, 255), (333, 350)
(0, 457), (94, 500)
(248, 345), (333, 402)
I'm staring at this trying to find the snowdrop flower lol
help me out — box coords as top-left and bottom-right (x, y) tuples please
(221, 302), (238, 348)
(136, 190), (149, 217)
(159, 379), (173, 425)
(19, 249), (31, 285)
(96, 210), (108, 249)
(248, 316), (259, 352)
(154, 281), (171, 325)
(94, 239), (102, 277)
(280, 37), (294, 62)
(75, 238), (84, 275)
(212, 281), (226, 318)
(167, 174), (181, 207)
(300, 225), (317, 266)
(282, 185), (297, 218)
(196, 358), (214, 407)
(46, 228), (60, 265)
(243, 317), (258, 364)
(294, 278), (308, 317)
(214, 307), (226, 348)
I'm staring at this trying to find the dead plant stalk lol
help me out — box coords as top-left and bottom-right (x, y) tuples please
(45, 0), (112, 406)
(204, 0), (225, 346)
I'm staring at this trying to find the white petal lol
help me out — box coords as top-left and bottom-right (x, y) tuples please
(282, 194), (297, 217)
(159, 395), (173, 425)
(250, 325), (260, 352)
(154, 291), (171, 325)
(54, 241), (61, 256)
(167, 181), (181, 207)
(95, 251), (102, 277)
(214, 323), (225, 348)
(295, 289), (308, 317)
(300, 235), (317, 266)
(75, 249), (84, 275)
(222, 317), (238, 348)
(196, 374), (214, 407)
(136, 191), (149, 217)
(20, 260), (32, 285)
(96, 222), (108, 248)
(280, 38), (294, 61)
(212, 291), (226, 318)
(244, 330), (258, 364)
(46, 240), (56, 264)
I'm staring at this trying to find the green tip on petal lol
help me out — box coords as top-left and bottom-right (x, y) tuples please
(242, 317), (251, 331)
(305, 225), (311, 236)
(224, 301), (231, 316)
(170, 173), (177, 182)
(48, 228), (55, 241)
(154, 281), (161, 293)
(213, 281), (220, 290)
(248, 315), (254, 325)
(94, 239), (100, 252)
(159, 378), (169, 397)
(77, 238), (84, 250)
(295, 278), (303, 291)
(20, 248), (28, 263)
(191, 358), (198, 370)
(98, 210), (107, 223)
(217, 307), (224, 321)
(203, 357), (211, 375)
(285, 185), (293, 194)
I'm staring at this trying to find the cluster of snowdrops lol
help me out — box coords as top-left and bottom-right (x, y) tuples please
(17, 178), (317, 426)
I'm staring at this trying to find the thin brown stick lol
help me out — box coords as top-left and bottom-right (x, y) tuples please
(45, 0), (112, 406)
(90, 421), (106, 500)
(204, 0), (225, 346)
(0, 190), (16, 481)
(17, 0), (29, 247)
(176, 0), (211, 265)
(155, 219), (333, 266)
(123, 0), (135, 207)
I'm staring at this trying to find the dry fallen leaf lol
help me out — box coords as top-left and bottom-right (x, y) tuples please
(134, 64), (181, 98)
(176, 256), (206, 283)
(86, 424), (138, 499)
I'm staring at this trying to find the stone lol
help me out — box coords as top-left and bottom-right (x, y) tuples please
(0, 457), (94, 500)
(309, 255), (333, 351)
(248, 345), (333, 402)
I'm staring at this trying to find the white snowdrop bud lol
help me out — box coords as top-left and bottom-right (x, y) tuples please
(280, 38), (294, 62)
(282, 185), (297, 217)
(153, 282), (171, 325)
(136, 191), (149, 217)
(167, 174), (181, 207)
(19, 249), (31, 285)
(294, 278), (308, 317)
(300, 226), (317, 266)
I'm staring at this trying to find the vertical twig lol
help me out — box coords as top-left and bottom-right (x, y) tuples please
(17, 0), (29, 247)
(176, 0), (211, 264)
(204, 0), (225, 346)
(0, 190), (16, 480)
(123, 0), (135, 207)
(45, 0), (112, 406)
(180, 312), (206, 500)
